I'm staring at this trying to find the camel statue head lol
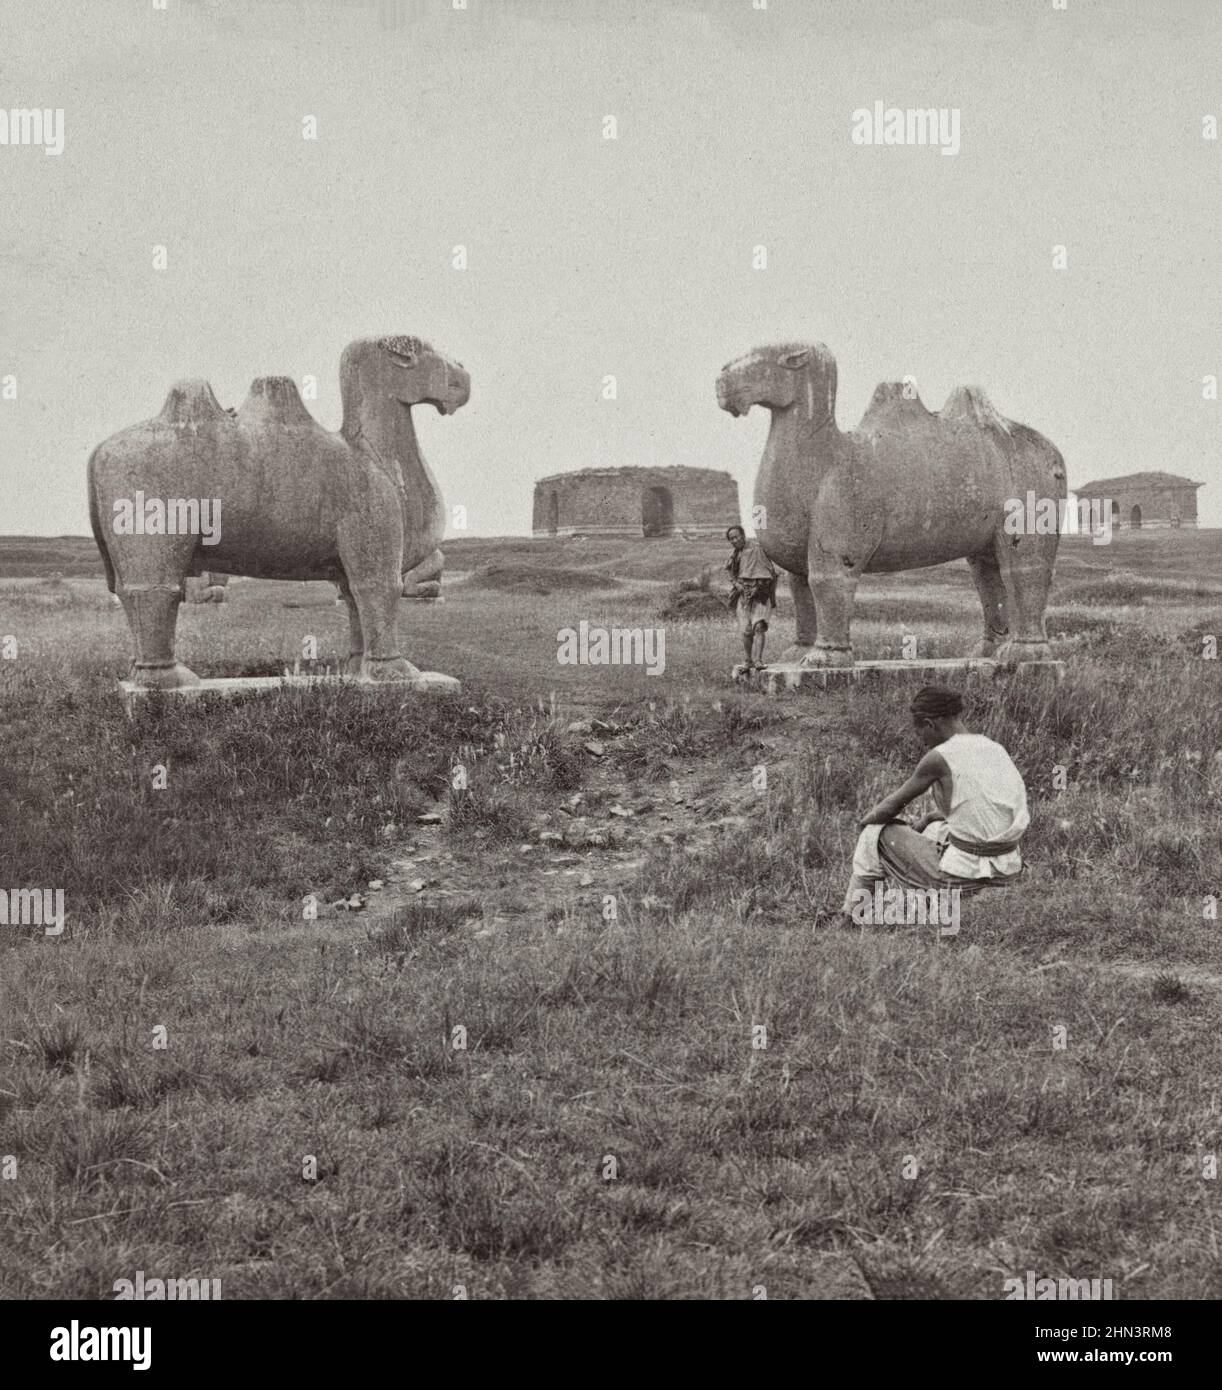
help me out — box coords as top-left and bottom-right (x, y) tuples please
(341, 335), (470, 420)
(716, 342), (838, 424)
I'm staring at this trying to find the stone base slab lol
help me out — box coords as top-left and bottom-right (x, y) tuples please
(119, 670), (460, 714)
(749, 657), (1066, 695)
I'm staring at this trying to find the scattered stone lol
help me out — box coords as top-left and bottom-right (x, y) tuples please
(368, 880), (384, 891)
(566, 720), (593, 735)
(584, 740), (605, 758)
(609, 804), (634, 818)
(416, 812), (443, 825)
(345, 894), (366, 911)
(407, 879), (426, 893)
(578, 872), (594, 887)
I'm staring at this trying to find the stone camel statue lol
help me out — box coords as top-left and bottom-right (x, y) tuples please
(88, 335), (468, 688)
(716, 342), (1064, 667)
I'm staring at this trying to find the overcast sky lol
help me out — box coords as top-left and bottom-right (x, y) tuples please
(2, 0), (1219, 535)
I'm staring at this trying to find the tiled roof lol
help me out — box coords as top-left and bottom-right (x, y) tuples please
(1075, 471), (1203, 493)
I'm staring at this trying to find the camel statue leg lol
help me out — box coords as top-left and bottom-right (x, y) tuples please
(966, 550), (1010, 657)
(204, 572), (229, 603)
(402, 548), (444, 595)
(991, 431), (1062, 664)
(336, 532), (421, 683)
(991, 530), (1055, 663)
(110, 531), (202, 688)
(345, 578), (420, 681)
(778, 569), (818, 662)
(336, 579), (364, 676)
(801, 555), (858, 667)
(122, 581), (201, 689)
(336, 517), (422, 681)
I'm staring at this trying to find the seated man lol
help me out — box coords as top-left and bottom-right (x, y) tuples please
(725, 525), (778, 673)
(842, 684), (1029, 916)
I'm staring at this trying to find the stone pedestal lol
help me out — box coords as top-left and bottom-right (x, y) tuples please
(118, 670), (460, 716)
(749, 657), (1065, 695)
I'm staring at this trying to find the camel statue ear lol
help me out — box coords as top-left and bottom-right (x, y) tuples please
(780, 349), (811, 370)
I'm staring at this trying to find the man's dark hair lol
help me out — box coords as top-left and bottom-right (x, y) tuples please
(910, 685), (964, 720)
(726, 525), (745, 540)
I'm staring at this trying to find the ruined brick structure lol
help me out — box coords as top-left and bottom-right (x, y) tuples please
(532, 466), (740, 538)
(1075, 471), (1203, 529)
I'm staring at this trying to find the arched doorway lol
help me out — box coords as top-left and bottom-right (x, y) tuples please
(1110, 499), (1120, 528)
(1130, 504), (1143, 529)
(546, 490), (559, 535)
(642, 485), (674, 538)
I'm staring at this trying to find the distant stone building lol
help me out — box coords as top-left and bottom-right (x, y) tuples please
(1074, 471), (1204, 529)
(532, 466), (740, 538)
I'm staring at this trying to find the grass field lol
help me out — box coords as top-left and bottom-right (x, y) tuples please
(1, 531), (1221, 1299)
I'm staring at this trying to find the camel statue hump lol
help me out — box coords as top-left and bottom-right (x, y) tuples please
(158, 379), (228, 425)
(940, 385), (1012, 436)
(237, 375), (315, 427)
(857, 381), (931, 432)
(873, 381), (929, 410)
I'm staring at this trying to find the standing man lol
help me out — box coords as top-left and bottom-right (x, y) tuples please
(725, 524), (778, 676)
(841, 685), (1029, 918)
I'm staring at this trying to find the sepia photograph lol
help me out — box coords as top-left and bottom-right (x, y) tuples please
(1, 0), (1219, 1356)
